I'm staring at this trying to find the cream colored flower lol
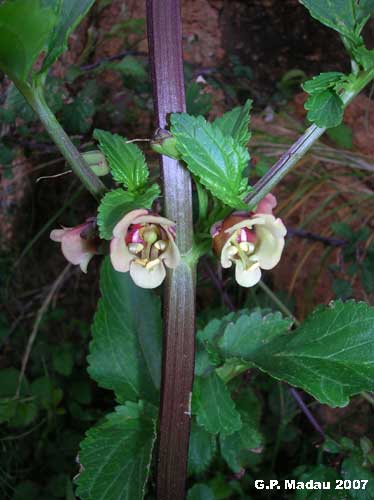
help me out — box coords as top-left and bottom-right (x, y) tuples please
(212, 194), (287, 287)
(110, 209), (180, 288)
(50, 218), (99, 273)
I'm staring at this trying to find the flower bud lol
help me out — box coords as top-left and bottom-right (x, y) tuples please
(150, 129), (181, 160)
(82, 150), (109, 176)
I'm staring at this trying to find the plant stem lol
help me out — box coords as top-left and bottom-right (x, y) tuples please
(17, 81), (106, 200)
(245, 69), (374, 209)
(147, 2), (196, 499)
(289, 388), (325, 438)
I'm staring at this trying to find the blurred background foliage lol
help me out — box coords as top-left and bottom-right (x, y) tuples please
(1, 0), (374, 498)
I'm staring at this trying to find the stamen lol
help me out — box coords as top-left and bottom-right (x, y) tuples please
(134, 258), (148, 267)
(246, 261), (260, 272)
(128, 243), (144, 254)
(227, 246), (238, 258)
(146, 258), (161, 270)
(239, 242), (254, 253)
(154, 240), (167, 251)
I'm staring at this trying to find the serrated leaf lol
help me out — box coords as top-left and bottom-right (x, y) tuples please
(171, 113), (250, 208)
(62, 94), (95, 134)
(192, 371), (242, 435)
(42, 0), (95, 72)
(302, 72), (346, 95)
(299, 0), (359, 40)
(187, 484), (215, 500)
(341, 457), (374, 499)
(295, 466), (345, 499)
(5, 84), (36, 122)
(305, 90), (344, 128)
(186, 82), (213, 117)
(52, 343), (74, 376)
(213, 99), (252, 148)
(113, 56), (146, 81)
(0, 0), (57, 82)
(220, 391), (263, 472)
(356, 0), (374, 33)
(88, 258), (162, 404)
(97, 184), (160, 239)
(188, 420), (217, 475)
(327, 123), (353, 149)
(75, 402), (157, 500)
(247, 301), (374, 407)
(352, 45), (374, 70)
(218, 311), (292, 359)
(94, 129), (149, 191)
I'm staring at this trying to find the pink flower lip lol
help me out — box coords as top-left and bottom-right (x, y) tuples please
(50, 218), (99, 273)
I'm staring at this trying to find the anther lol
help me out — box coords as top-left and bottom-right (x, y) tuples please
(154, 240), (167, 251)
(128, 243), (144, 254)
(146, 258), (161, 269)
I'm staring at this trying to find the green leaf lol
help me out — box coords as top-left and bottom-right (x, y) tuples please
(31, 376), (63, 409)
(0, 0), (57, 82)
(218, 310), (292, 359)
(341, 457), (374, 499)
(305, 90), (344, 128)
(192, 371), (242, 435)
(97, 184), (160, 239)
(5, 84), (36, 122)
(94, 129), (149, 191)
(187, 484), (215, 500)
(0, 367), (27, 397)
(332, 278), (353, 299)
(327, 123), (353, 149)
(188, 420), (217, 475)
(302, 72), (346, 95)
(362, 255), (374, 294)
(171, 113), (250, 208)
(352, 45), (374, 70)
(42, 0), (95, 72)
(52, 342), (74, 376)
(295, 466), (345, 499)
(88, 258), (162, 404)
(113, 56), (146, 81)
(76, 402), (157, 500)
(12, 481), (40, 500)
(220, 391), (263, 472)
(186, 82), (213, 117)
(357, 0), (374, 25)
(0, 398), (17, 424)
(213, 99), (252, 148)
(299, 0), (359, 40)
(247, 301), (374, 407)
(62, 93), (95, 134)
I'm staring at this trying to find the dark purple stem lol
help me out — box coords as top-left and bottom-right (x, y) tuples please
(289, 387), (325, 438)
(204, 261), (235, 312)
(147, 2), (196, 499)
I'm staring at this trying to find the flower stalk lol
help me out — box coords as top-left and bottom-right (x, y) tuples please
(16, 80), (107, 200)
(245, 69), (374, 210)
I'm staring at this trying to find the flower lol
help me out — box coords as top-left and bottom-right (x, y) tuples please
(50, 218), (99, 273)
(110, 209), (180, 288)
(211, 194), (287, 287)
